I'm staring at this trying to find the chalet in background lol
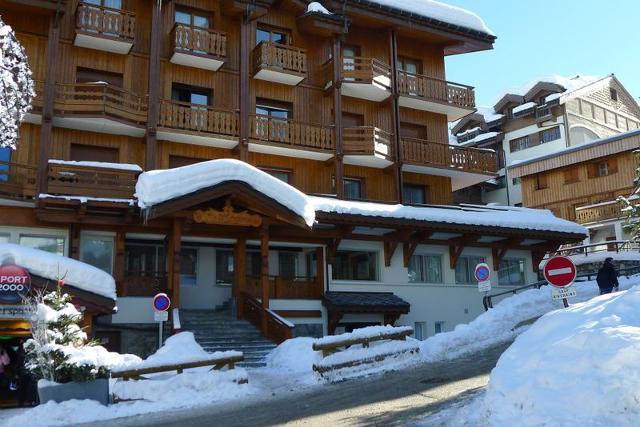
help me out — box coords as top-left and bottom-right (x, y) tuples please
(0, 0), (585, 359)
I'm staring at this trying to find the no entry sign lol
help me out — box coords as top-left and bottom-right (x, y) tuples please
(153, 293), (171, 312)
(543, 256), (577, 288)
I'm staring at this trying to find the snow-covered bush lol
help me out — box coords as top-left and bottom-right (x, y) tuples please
(0, 17), (34, 149)
(24, 280), (110, 383)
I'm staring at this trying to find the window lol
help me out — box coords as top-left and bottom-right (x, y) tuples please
(414, 322), (426, 340)
(509, 135), (531, 153)
(540, 126), (561, 143)
(597, 161), (609, 177)
(215, 250), (234, 284)
(246, 251), (262, 278)
(408, 254), (442, 283)
(332, 251), (378, 281)
(125, 243), (165, 275)
(261, 167), (292, 184)
(434, 321), (445, 334)
(171, 84), (211, 106)
(512, 177), (521, 186)
(255, 99), (292, 141)
(80, 234), (114, 274)
(278, 252), (298, 279)
(84, 0), (122, 9)
(397, 57), (422, 75)
(0, 234), (10, 244)
(535, 173), (548, 190)
(76, 67), (123, 87)
(82, 1), (123, 35)
(169, 155), (202, 169)
(256, 26), (289, 45)
(610, 88), (618, 102)
(306, 251), (317, 280)
(0, 147), (10, 182)
(70, 144), (119, 163)
(180, 248), (198, 286)
(403, 184), (427, 205)
(175, 8), (210, 53)
(344, 178), (363, 200)
(19, 235), (65, 256)
(341, 45), (361, 80)
(563, 168), (580, 184)
(455, 255), (485, 284)
(400, 122), (428, 140)
(498, 258), (526, 286)
(175, 8), (210, 29)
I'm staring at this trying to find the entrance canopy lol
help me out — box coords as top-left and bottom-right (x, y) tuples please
(323, 291), (411, 333)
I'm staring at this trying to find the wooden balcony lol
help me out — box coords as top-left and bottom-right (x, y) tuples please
(170, 23), (227, 71)
(121, 272), (168, 297)
(246, 275), (323, 300)
(343, 126), (394, 168)
(248, 114), (334, 160)
(0, 161), (37, 200)
(47, 161), (139, 200)
(340, 57), (392, 102)
(401, 137), (498, 191)
(157, 100), (239, 149)
(575, 199), (636, 224)
(52, 82), (147, 136)
(535, 104), (553, 122)
(397, 72), (475, 121)
(75, 2), (136, 54)
(252, 41), (307, 86)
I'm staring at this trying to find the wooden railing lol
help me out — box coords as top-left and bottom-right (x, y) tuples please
(343, 126), (394, 160)
(172, 23), (227, 59)
(121, 272), (168, 297)
(240, 292), (294, 344)
(76, 2), (136, 42)
(245, 275), (323, 299)
(53, 82), (147, 124)
(47, 161), (139, 199)
(111, 353), (245, 381)
(249, 115), (334, 151)
(535, 104), (552, 120)
(402, 137), (498, 174)
(159, 100), (239, 137)
(397, 71), (475, 108)
(341, 57), (391, 89)
(0, 161), (37, 200)
(575, 199), (636, 224)
(253, 41), (307, 76)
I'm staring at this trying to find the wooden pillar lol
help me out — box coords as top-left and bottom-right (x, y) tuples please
(260, 225), (270, 334)
(167, 218), (183, 308)
(389, 30), (403, 203)
(238, 13), (251, 162)
(332, 36), (344, 198)
(69, 224), (80, 260)
(37, 12), (62, 194)
(315, 246), (325, 296)
(145, 0), (163, 170)
(234, 237), (246, 319)
(114, 230), (126, 297)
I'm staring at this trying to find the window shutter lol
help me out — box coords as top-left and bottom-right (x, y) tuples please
(607, 158), (618, 174)
(587, 163), (596, 178)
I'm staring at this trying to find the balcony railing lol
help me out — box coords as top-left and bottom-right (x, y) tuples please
(76, 2), (136, 42)
(172, 23), (227, 59)
(402, 137), (498, 174)
(575, 199), (636, 224)
(341, 57), (392, 89)
(47, 161), (139, 199)
(397, 71), (475, 108)
(245, 275), (322, 300)
(252, 41), (307, 76)
(121, 272), (168, 297)
(535, 104), (552, 121)
(250, 115), (334, 151)
(53, 82), (147, 124)
(158, 100), (239, 137)
(0, 161), (37, 200)
(343, 126), (394, 160)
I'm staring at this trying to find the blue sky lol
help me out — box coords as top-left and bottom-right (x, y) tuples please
(444, 0), (640, 107)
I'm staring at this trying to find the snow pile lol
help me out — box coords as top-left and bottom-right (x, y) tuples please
(420, 274), (640, 362)
(313, 325), (413, 346)
(495, 74), (603, 105)
(485, 286), (640, 426)
(512, 101), (536, 114)
(135, 159), (316, 227)
(48, 159), (142, 172)
(0, 243), (116, 300)
(265, 336), (322, 376)
(307, 2), (332, 14)
(365, 0), (494, 36)
(61, 345), (141, 372)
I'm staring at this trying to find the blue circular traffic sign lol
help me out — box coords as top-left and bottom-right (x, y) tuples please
(474, 263), (491, 282)
(153, 293), (171, 312)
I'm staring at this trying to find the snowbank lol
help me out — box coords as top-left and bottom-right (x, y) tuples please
(63, 345), (141, 372)
(0, 243), (116, 300)
(313, 324), (413, 346)
(265, 337), (322, 375)
(485, 285), (640, 426)
(135, 159), (316, 227)
(420, 274), (640, 362)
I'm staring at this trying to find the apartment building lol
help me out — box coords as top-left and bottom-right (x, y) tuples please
(0, 0), (585, 356)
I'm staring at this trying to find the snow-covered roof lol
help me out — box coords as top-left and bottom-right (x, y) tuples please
(494, 74), (603, 106)
(512, 101), (537, 114)
(0, 243), (116, 300)
(48, 159), (142, 172)
(360, 0), (494, 36)
(458, 131), (500, 146)
(476, 106), (504, 124)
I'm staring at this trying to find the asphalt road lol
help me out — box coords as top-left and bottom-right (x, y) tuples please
(85, 341), (509, 427)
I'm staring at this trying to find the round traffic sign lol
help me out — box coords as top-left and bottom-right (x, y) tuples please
(543, 256), (576, 288)
(153, 293), (171, 312)
(474, 263), (491, 282)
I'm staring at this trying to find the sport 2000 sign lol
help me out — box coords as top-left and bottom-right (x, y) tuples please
(0, 265), (31, 304)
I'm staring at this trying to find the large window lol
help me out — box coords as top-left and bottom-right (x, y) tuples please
(403, 184), (428, 205)
(408, 254), (442, 283)
(180, 247), (198, 286)
(215, 249), (234, 285)
(175, 8), (210, 29)
(344, 178), (363, 200)
(397, 57), (422, 75)
(332, 251), (378, 281)
(278, 252), (298, 279)
(172, 84), (211, 106)
(70, 143), (119, 163)
(509, 135), (531, 152)
(455, 255), (485, 284)
(498, 258), (526, 286)
(80, 234), (114, 274)
(256, 26), (289, 45)
(125, 243), (165, 276)
(19, 235), (66, 256)
(261, 167), (292, 184)
(0, 234), (10, 244)
(540, 126), (561, 143)
(0, 147), (10, 182)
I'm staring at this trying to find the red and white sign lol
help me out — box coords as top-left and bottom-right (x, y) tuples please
(0, 265), (31, 304)
(543, 256), (577, 288)
(153, 293), (171, 312)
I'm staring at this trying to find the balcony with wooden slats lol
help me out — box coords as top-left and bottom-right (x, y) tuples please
(248, 115), (335, 160)
(401, 138), (498, 190)
(343, 126), (395, 168)
(252, 41), (307, 86)
(74, 2), (136, 54)
(157, 100), (239, 149)
(46, 161), (139, 200)
(397, 72), (475, 121)
(340, 57), (392, 102)
(245, 275), (323, 300)
(170, 23), (227, 71)
(575, 199), (636, 225)
(51, 82), (147, 137)
(0, 161), (37, 201)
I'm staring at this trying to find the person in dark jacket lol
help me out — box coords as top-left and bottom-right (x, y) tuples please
(596, 257), (619, 295)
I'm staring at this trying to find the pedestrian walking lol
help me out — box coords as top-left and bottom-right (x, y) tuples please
(596, 257), (619, 295)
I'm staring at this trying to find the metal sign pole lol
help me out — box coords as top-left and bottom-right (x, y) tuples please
(158, 320), (163, 349)
(562, 297), (569, 308)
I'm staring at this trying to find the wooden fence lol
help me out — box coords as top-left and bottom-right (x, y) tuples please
(76, 2), (136, 42)
(159, 100), (239, 137)
(402, 137), (498, 174)
(173, 23), (227, 58)
(253, 41), (307, 76)
(397, 71), (475, 108)
(240, 292), (294, 344)
(343, 126), (394, 160)
(249, 115), (334, 151)
(47, 162), (138, 199)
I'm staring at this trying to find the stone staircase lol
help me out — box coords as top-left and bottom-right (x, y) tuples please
(180, 307), (277, 368)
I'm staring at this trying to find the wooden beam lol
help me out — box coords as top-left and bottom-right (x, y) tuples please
(384, 241), (398, 267)
(145, 0), (162, 170)
(260, 224), (270, 334)
(114, 230), (126, 297)
(492, 247), (508, 271)
(235, 237), (247, 319)
(403, 241), (419, 268)
(69, 224), (80, 260)
(532, 251), (547, 273)
(389, 29), (403, 203)
(332, 36), (344, 199)
(449, 245), (465, 269)
(315, 246), (325, 296)
(167, 218), (184, 308)
(238, 12), (251, 162)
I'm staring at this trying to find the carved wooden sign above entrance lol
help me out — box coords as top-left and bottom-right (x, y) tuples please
(193, 200), (262, 227)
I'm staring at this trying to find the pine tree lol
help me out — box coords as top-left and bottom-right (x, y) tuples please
(618, 150), (640, 241)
